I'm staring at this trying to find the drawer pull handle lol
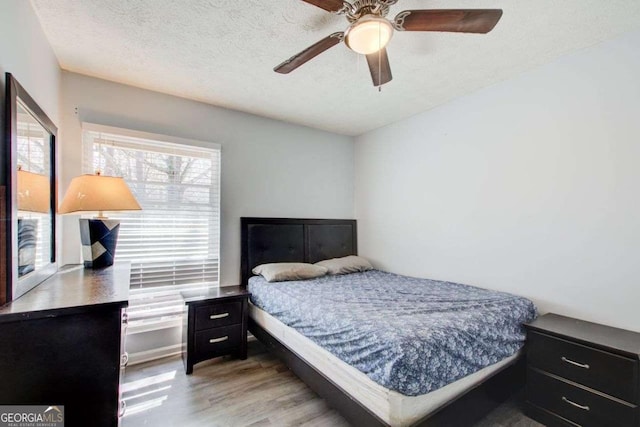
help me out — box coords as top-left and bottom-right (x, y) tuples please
(561, 356), (590, 369)
(562, 396), (590, 411)
(210, 313), (229, 320)
(120, 352), (129, 368)
(119, 399), (127, 417)
(209, 336), (229, 344)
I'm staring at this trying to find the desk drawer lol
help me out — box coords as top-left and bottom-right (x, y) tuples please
(195, 301), (242, 331)
(527, 368), (636, 427)
(528, 331), (638, 403)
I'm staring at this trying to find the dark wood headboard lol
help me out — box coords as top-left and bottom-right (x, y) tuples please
(240, 217), (357, 287)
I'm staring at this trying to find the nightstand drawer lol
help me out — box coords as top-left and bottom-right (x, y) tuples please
(195, 325), (242, 355)
(527, 368), (636, 427)
(195, 301), (242, 330)
(528, 331), (638, 403)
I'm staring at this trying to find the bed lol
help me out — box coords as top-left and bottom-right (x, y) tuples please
(241, 217), (536, 427)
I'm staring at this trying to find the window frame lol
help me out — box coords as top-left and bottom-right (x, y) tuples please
(81, 122), (222, 334)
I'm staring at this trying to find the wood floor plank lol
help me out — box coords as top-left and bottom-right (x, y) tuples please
(121, 340), (542, 427)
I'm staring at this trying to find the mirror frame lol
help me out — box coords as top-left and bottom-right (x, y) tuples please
(2, 73), (57, 302)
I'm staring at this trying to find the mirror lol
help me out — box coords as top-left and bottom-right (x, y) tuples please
(1, 73), (57, 303)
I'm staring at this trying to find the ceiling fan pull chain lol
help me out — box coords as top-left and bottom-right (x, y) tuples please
(378, 22), (382, 91)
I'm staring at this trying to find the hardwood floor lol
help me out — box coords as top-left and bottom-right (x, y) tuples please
(121, 340), (543, 427)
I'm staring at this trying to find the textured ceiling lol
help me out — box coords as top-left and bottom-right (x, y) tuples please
(32, 0), (640, 136)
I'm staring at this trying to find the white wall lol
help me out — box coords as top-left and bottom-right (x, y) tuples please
(355, 30), (640, 332)
(0, 1), (61, 125)
(0, 1), (61, 297)
(60, 72), (354, 285)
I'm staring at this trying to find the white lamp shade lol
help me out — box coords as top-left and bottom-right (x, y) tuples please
(58, 174), (141, 214)
(17, 170), (50, 213)
(345, 15), (394, 55)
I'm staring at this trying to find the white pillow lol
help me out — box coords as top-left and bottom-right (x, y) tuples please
(252, 262), (328, 283)
(315, 255), (373, 275)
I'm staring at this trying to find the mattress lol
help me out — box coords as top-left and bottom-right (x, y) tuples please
(248, 270), (536, 396)
(250, 304), (521, 426)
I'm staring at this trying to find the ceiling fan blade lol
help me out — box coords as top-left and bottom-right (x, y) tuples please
(394, 9), (503, 34)
(366, 48), (392, 87)
(301, 0), (346, 13)
(274, 32), (344, 74)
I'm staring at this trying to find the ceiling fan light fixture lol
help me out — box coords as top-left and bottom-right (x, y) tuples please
(345, 14), (394, 55)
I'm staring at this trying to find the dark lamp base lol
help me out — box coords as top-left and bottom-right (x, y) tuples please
(79, 218), (121, 268)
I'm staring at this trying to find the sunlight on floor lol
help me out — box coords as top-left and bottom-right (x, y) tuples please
(121, 370), (176, 418)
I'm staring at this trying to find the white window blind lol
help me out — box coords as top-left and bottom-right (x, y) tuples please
(82, 124), (220, 332)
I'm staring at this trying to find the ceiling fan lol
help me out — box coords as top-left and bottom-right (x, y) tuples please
(274, 0), (503, 87)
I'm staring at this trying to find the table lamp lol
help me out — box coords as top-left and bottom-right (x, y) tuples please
(58, 172), (141, 268)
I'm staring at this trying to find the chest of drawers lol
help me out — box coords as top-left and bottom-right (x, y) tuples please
(0, 264), (130, 427)
(525, 313), (640, 427)
(182, 286), (250, 374)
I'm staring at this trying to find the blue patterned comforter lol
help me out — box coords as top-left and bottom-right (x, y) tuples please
(249, 270), (536, 396)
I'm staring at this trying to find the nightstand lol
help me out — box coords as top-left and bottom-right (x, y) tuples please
(181, 286), (250, 374)
(524, 313), (640, 427)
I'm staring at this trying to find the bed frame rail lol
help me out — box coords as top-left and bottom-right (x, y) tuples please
(249, 318), (525, 427)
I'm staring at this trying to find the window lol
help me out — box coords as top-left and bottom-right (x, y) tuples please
(83, 123), (220, 361)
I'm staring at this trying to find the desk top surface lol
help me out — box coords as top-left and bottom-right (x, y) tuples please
(0, 263), (130, 322)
